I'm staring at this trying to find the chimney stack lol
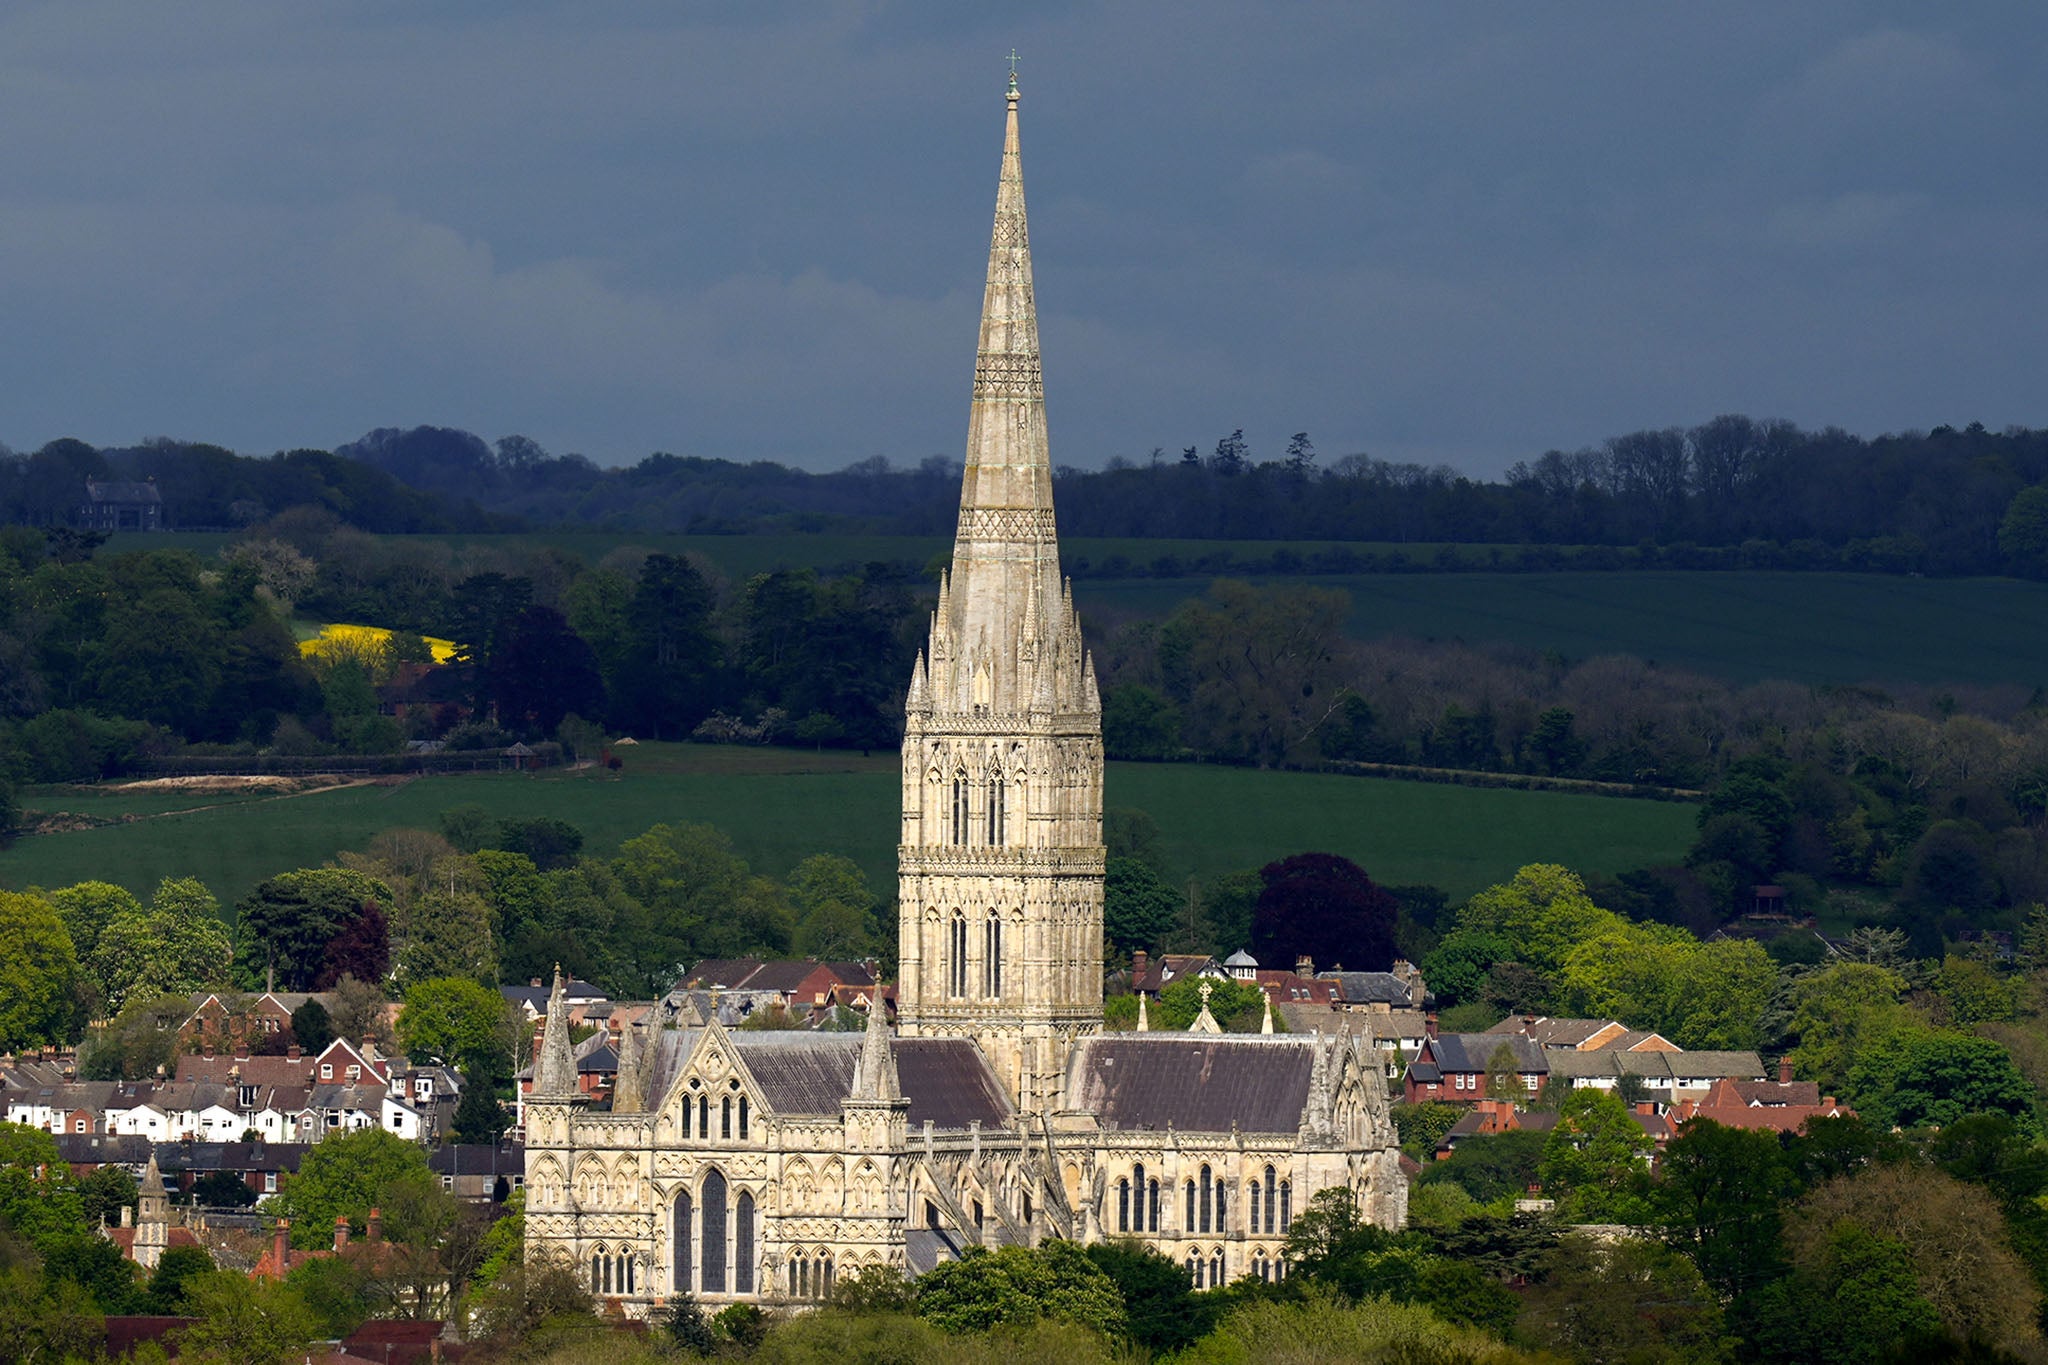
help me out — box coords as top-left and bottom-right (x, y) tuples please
(286, 1044), (301, 1061)
(1777, 1056), (1793, 1084)
(1131, 949), (1148, 983)
(333, 1217), (349, 1251)
(1426, 1011), (1439, 1039)
(367, 1206), (382, 1243)
(272, 1219), (290, 1273)
(1295, 955), (1314, 977)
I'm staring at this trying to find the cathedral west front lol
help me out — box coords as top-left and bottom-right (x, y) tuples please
(521, 75), (1407, 1310)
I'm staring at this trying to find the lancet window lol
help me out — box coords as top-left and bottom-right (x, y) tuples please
(986, 776), (1005, 845)
(948, 912), (969, 997)
(951, 772), (969, 846)
(983, 915), (1003, 998)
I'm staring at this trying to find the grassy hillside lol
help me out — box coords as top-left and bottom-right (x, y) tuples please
(7, 744), (1694, 914)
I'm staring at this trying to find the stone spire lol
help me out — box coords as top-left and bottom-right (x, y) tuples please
(1261, 991), (1275, 1035)
(849, 1006), (901, 1102)
(133, 1151), (169, 1269)
(533, 965), (578, 1100)
(611, 1016), (645, 1113)
(1136, 992), (1149, 1032)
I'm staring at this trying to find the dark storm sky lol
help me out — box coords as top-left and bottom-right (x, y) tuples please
(2, 3), (2043, 477)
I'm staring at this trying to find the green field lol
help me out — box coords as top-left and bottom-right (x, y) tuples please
(1085, 571), (2048, 689)
(6, 744), (1694, 913)
(108, 531), (2048, 689)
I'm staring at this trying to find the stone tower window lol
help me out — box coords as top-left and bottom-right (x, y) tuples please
(983, 916), (1003, 999)
(951, 772), (970, 846)
(948, 913), (969, 998)
(985, 776), (1005, 845)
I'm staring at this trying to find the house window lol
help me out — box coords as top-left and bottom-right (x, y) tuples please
(442, 1175), (454, 1191)
(73, 1119), (85, 1133)
(264, 1172), (278, 1193)
(320, 1064), (333, 1080)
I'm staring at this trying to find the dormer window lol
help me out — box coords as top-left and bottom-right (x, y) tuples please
(320, 1064), (333, 1080)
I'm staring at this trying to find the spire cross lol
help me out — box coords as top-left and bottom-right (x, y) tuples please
(1006, 49), (1020, 98)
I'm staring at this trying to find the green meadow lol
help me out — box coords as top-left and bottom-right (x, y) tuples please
(6, 744), (1695, 914)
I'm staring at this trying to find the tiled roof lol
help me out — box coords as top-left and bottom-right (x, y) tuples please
(1663, 1051), (1766, 1080)
(896, 1040), (1011, 1131)
(176, 1054), (316, 1087)
(1322, 972), (1416, 1006)
(1426, 1034), (1549, 1074)
(729, 1033), (861, 1115)
(1065, 1035), (1315, 1134)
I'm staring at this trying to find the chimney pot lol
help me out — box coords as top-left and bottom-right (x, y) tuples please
(367, 1206), (382, 1243)
(1295, 955), (1314, 976)
(1132, 949), (1147, 981)
(1777, 1056), (1793, 1084)
(334, 1217), (349, 1251)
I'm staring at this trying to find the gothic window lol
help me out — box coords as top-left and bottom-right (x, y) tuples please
(791, 1257), (807, 1298)
(1264, 1165), (1277, 1233)
(1130, 1163), (1145, 1231)
(1249, 1180), (1261, 1234)
(735, 1190), (755, 1294)
(1148, 1178), (1161, 1233)
(983, 916), (1003, 998)
(739, 1095), (749, 1139)
(1216, 1181), (1227, 1229)
(673, 1193), (693, 1293)
(986, 777), (1004, 845)
(698, 1094), (709, 1138)
(722, 1096), (732, 1139)
(1252, 1249), (1269, 1282)
(1117, 1178), (1130, 1232)
(821, 1253), (836, 1293)
(1209, 1248), (1224, 1287)
(701, 1170), (728, 1294)
(951, 772), (969, 845)
(623, 1256), (635, 1294)
(1280, 1179), (1293, 1232)
(1184, 1179), (1196, 1231)
(949, 913), (968, 998)
(1199, 1165), (1213, 1234)
(1186, 1253), (1202, 1288)
(682, 1089), (693, 1139)
(590, 1247), (604, 1294)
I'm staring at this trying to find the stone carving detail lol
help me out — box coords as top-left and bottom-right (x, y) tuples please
(972, 354), (1044, 400)
(956, 507), (1056, 542)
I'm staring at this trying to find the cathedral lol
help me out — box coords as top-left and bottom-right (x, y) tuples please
(521, 76), (1407, 1310)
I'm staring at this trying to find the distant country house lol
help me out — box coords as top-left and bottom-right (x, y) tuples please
(675, 958), (879, 1013)
(501, 975), (609, 1023)
(78, 478), (163, 532)
(1126, 950), (1228, 998)
(1482, 1015), (1680, 1053)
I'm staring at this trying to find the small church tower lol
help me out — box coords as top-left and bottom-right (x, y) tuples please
(896, 73), (1106, 1115)
(133, 1151), (170, 1270)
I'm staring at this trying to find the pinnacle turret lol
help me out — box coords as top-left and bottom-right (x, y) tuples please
(534, 965), (579, 1101)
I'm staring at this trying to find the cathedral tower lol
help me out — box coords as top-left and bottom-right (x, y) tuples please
(897, 74), (1105, 1116)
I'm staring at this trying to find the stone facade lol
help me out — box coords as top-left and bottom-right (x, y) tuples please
(522, 78), (1406, 1314)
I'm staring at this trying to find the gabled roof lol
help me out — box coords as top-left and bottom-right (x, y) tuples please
(1321, 972), (1418, 1006)
(85, 479), (162, 503)
(1426, 1034), (1549, 1074)
(55, 1133), (154, 1165)
(153, 1142), (307, 1174)
(1484, 1016), (1626, 1048)
(428, 1143), (525, 1177)
(725, 1033), (860, 1115)
(896, 1039), (1011, 1131)
(176, 1054), (316, 1088)
(1064, 1035), (1316, 1134)
(1663, 1051), (1767, 1080)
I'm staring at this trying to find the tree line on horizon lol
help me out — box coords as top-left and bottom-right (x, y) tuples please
(11, 416), (2048, 575)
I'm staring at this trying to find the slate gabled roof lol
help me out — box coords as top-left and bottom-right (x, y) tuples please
(1427, 1034), (1549, 1074)
(1065, 1035), (1315, 1134)
(896, 1039), (1011, 1131)
(728, 1033), (862, 1115)
(1322, 972), (1416, 1006)
(1663, 1051), (1766, 1080)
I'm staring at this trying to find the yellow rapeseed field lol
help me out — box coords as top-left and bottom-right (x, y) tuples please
(298, 622), (458, 667)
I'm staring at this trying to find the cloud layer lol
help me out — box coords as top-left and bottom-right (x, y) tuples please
(1, 2), (2042, 476)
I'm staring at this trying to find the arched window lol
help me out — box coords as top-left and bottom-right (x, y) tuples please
(1280, 1179), (1293, 1232)
(697, 1094), (709, 1138)
(1210, 1248), (1224, 1287)
(1264, 1165), (1278, 1233)
(1131, 1163), (1146, 1231)
(1249, 1180), (1262, 1234)
(949, 913), (968, 998)
(1216, 1181), (1227, 1229)
(682, 1089), (693, 1139)
(983, 916), (1002, 998)
(702, 1170), (728, 1294)
(1118, 1178), (1130, 1232)
(1252, 1249), (1268, 1282)
(1148, 1178), (1161, 1233)
(1199, 1165), (1213, 1234)
(952, 773), (969, 846)
(622, 1256), (635, 1294)
(791, 1257), (807, 1298)
(735, 1190), (755, 1294)
(1185, 1179), (1196, 1231)
(986, 777), (1004, 845)
(1186, 1253), (1202, 1289)
(821, 1253), (836, 1294)
(590, 1247), (604, 1294)
(739, 1095), (749, 1140)
(673, 1192), (693, 1293)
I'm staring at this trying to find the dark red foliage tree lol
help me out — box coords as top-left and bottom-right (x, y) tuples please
(1250, 853), (1398, 975)
(316, 902), (390, 990)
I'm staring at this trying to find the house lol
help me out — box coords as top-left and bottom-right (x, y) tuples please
(429, 1142), (525, 1204)
(1127, 950), (1227, 998)
(674, 959), (880, 1015)
(1483, 1016), (1679, 1053)
(252, 1211), (381, 1279)
(1663, 1051), (1769, 1100)
(1433, 1099), (1560, 1157)
(1672, 1073), (1851, 1133)
(502, 975), (609, 1024)
(1403, 1034), (1549, 1103)
(1320, 961), (1433, 1012)
(54, 1132), (154, 1179)
(154, 1140), (308, 1203)
(78, 478), (163, 532)
(1275, 1001), (1432, 1079)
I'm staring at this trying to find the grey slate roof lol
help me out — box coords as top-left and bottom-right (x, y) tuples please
(1427, 1034), (1550, 1074)
(1664, 1051), (1766, 1080)
(54, 1133), (153, 1166)
(897, 1039), (1012, 1131)
(429, 1143), (525, 1177)
(1065, 1035), (1315, 1134)
(153, 1141), (307, 1175)
(1322, 972), (1417, 1006)
(730, 1033), (863, 1115)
